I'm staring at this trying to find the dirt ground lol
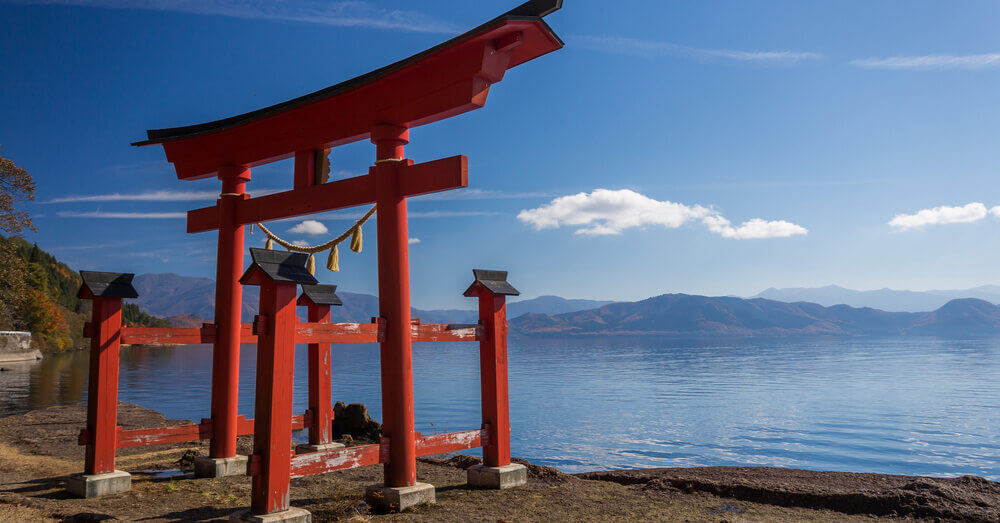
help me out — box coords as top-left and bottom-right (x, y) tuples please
(0, 404), (996, 522)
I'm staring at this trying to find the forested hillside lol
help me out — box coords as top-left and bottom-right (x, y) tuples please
(0, 235), (169, 351)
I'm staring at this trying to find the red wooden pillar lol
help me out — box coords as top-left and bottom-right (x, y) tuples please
(372, 124), (418, 488)
(241, 249), (317, 516)
(76, 271), (139, 476)
(210, 165), (251, 460)
(307, 304), (332, 444)
(85, 297), (125, 474)
(298, 284), (343, 446)
(464, 270), (520, 467)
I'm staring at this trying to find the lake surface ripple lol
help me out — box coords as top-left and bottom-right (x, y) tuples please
(1, 336), (996, 478)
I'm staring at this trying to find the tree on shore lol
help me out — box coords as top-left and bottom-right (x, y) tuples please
(0, 152), (36, 330)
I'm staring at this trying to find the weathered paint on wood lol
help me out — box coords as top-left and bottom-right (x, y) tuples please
(286, 442), (387, 479)
(415, 429), (488, 457)
(78, 413), (309, 449)
(280, 430), (487, 479)
(117, 322), (479, 345)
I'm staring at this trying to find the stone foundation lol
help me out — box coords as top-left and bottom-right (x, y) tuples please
(66, 470), (131, 498)
(194, 455), (248, 477)
(365, 482), (435, 513)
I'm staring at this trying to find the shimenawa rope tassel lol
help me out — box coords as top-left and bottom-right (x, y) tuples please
(254, 205), (376, 274)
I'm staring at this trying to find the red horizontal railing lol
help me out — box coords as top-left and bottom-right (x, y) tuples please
(78, 413), (311, 449)
(87, 320), (480, 346)
(272, 429), (487, 479)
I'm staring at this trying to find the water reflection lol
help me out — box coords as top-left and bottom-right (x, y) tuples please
(0, 336), (997, 479)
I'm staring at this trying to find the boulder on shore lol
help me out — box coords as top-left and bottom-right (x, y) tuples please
(332, 401), (381, 442)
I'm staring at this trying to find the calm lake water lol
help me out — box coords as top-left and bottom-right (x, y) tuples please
(1, 336), (997, 479)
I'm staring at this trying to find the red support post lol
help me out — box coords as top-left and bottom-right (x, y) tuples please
(477, 293), (512, 467)
(250, 280), (299, 515)
(373, 124), (418, 488)
(84, 297), (124, 475)
(306, 303), (333, 445)
(209, 165), (251, 460)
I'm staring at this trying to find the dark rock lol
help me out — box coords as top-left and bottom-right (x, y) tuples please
(174, 449), (200, 470)
(61, 513), (117, 522)
(332, 402), (381, 442)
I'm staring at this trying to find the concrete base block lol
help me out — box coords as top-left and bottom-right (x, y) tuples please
(0, 350), (42, 364)
(467, 463), (528, 489)
(229, 507), (312, 522)
(365, 482), (436, 513)
(66, 470), (131, 498)
(194, 455), (248, 478)
(294, 442), (345, 454)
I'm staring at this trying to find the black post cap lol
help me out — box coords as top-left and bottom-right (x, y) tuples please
(78, 271), (139, 299)
(463, 269), (520, 297)
(240, 248), (318, 286)
(298, 284), (343, 306)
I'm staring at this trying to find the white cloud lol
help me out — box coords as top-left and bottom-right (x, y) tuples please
(5, 0), (454, 33)
(518, 189), (807, 239)
(289, 220), (328, 235)
(57, 211), (185, 219)
(889, 202), (990, 230)
(408, 238), (421, 244)
(851, 53), (1000, 71)
(291, 240), (310, 248)
(45, 188), (280, 203)
(703, 216), (807, 240)
(518, 189), (712, 236)
(571, 35), (823, 64)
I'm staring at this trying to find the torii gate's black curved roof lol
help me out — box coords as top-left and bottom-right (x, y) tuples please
(134, 0), (562, 146)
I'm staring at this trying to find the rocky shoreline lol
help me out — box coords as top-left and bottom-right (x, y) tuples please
(0, 403), (996, 521)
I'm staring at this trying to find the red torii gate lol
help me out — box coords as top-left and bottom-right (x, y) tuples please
(68, 1), (563, 520)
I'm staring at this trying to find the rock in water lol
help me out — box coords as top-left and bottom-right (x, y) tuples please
(332, 402), (382, 442)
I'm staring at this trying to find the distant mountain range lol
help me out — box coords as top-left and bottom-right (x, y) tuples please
(512, 294), (1000, 337)
(753, 284), (1000, 313)
(133, 273), (1000, 337)
(132, 273), (613, 325)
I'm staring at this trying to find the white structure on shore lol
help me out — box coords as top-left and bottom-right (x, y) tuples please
(0, 332), (40, 363)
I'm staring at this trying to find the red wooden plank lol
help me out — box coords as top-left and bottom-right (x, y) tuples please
(415, 429), (487, 457)
(296, 322), (380, 344)
(91, 413), (305, 449)
(117, 423), (209, 448)
(283, 430), (485, 479)
(121, 327), (211, 345)
(412, 323), (479, 343)
(186, 156), (466, 234)
(118, 322), (479, 346)
(398, 156), (468, 198)
(287, 442), (387, 479)
(188, 173), (375, 234)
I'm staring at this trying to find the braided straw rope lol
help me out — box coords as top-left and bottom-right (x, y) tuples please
(254, 205), (377, 274)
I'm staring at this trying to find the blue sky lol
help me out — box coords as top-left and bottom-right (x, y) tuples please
(3, 0), (1000, 309)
